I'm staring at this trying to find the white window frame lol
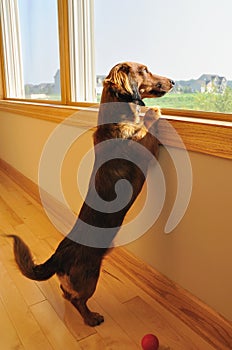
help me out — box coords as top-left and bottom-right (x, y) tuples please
(0, 0), (24, 98)
(68, 0), (96, 102)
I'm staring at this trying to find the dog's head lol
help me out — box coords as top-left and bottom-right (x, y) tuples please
(103, 62), (174, 104)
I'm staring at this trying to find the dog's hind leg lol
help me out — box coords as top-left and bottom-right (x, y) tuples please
(71, 296), (104, 326)
(60, 283), (103, 326)
(58, 268), (104, 326)
(60, 284), (72, 300)
(71, 272), (104, 326)
(60, 282), (104, 326)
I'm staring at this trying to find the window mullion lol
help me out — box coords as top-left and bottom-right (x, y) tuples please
(83, 0), (95, 102)
(57, 0), (71, 104)
(68, 0), (96, 102)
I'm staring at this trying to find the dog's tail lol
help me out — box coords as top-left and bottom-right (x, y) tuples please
(6, 234), (58, 281)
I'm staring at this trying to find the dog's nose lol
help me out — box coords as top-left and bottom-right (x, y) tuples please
(170, 79), (175, 86)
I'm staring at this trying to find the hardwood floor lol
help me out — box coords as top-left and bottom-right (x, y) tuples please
(0, 169), (218, 349)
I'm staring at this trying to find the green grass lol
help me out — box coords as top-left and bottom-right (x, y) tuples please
(145, 89), (232, 114)
(144, 93), (197, 110)
(96, 92), (197, 109)
(94, 90), (232, 114)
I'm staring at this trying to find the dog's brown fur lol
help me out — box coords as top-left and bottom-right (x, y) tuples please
(6, 62), (174, 326)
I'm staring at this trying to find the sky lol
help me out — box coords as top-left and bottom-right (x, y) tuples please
(18, 0), (232, 84)
(18, 0), (60, 85)
(94, 0), (232, 81)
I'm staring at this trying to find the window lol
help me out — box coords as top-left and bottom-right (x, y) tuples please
(0, 0), (95, 102)
(0, 0), (61, 100)
(94, 0), (232, 114)
(0, 0), (232, 116)
(18, 0), (61, 100)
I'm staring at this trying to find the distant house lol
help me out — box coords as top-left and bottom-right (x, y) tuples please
(174, 74), (227, 94)
(199, 74), (227, 93)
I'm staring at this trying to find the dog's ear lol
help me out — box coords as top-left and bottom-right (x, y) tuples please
(104, 63), (134, 97)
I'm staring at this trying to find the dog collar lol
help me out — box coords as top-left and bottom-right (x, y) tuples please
(133, 98), (145, 106)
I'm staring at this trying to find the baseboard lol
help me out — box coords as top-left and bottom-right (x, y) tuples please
(1, 158), (232, 349)
(0, 158), (41, 203)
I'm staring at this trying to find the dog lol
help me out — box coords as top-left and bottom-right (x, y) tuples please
(6, 62), (174, 326)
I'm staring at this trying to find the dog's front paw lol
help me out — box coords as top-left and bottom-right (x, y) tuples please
(145, 106), (161, 121)
(144, 106), (161, 129)
(85, 312), (104, 327)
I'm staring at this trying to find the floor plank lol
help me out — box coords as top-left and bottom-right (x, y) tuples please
(125, 296), (214, 350)
(0, 299), (23, 350)
(0, 260), (53, 350)
(0, 241), (45, 306)
(89, 299), (140, 349)
(31, 300), (81, 350)
(78, 333), (106, 350)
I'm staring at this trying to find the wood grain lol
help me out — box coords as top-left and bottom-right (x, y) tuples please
(0, 23), (6, 100)
(162, 107), (232, 123)
(158, 118), (232, 159)
(57, 0), (71, 105)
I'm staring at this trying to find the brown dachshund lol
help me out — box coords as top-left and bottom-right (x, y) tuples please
(6, 62), (174, 326)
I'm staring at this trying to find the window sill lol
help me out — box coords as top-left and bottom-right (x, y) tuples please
(0, 100), (231, 159)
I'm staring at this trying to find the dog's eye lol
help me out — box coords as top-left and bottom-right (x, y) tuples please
(143, 67), (149, 73)
(139, 67), (148, 74)
(156, 83), (162, 89)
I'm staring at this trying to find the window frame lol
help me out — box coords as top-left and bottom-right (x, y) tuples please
(0, 0), (231, 160)
(0, 0), (24, 99)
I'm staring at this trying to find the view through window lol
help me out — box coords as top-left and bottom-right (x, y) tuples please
(94, 0), (232, 113)
(17, 0), (61, 100)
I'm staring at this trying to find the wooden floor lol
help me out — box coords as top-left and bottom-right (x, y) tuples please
(0, 169), (217, 350)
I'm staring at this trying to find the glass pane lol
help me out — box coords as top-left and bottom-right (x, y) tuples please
(94, 0), (232, 114)
(18, 0), (60, 100)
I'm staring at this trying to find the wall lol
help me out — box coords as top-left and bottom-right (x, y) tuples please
(0, 110), (231, 320)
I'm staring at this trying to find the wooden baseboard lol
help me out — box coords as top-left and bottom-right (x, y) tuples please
(1, 158), (232, 349)
(0, 158), (41, 204)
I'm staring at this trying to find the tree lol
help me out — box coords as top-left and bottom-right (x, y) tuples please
(194, 87), (232, 113)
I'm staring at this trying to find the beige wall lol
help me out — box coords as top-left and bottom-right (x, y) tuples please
(0, 112), (56, 184)
(0, 110), (231, 320)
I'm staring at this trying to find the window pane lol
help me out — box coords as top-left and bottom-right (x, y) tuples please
(94, 0), (232, 114)
(18, 0), (60, 100)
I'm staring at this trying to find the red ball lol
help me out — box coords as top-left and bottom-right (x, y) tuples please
(141, 334), (159, 350)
